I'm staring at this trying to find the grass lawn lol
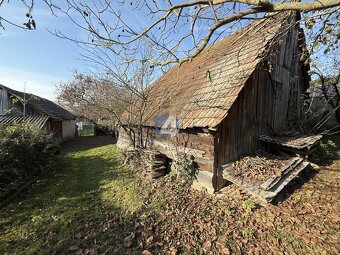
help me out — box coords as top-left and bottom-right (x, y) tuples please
(0, 137), (147, 254)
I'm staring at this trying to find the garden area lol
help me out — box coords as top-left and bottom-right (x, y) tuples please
(0, 135), (339, 254)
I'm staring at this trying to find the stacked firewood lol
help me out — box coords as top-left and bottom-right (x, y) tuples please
(121, 149), (143, 165)
(143, 150), (168, 179)
(121, 149), (168, 179)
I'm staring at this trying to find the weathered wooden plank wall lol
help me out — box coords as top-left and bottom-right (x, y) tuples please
(0, 89), (9, 115)
(214, 20), (305, 190)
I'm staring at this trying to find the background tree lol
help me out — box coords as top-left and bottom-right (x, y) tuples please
(57, 72), (126, 127)
(306, 57), (340, 131)
(57, 56), (156, 148)
(50, 0), (339, 66)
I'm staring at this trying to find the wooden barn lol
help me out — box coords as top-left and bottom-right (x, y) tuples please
(0, 84), (77, 140)
(117, 13), (310, 191)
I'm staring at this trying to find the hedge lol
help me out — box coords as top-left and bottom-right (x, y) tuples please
(0, 123), (58, 200)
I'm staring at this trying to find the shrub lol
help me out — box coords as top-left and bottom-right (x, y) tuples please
(78, 124), (95, 136)
(0, 123), (58, 199)
(310, 139), (337, 163)
(95, 124), (112, 136)
(170, 156), (197, 185)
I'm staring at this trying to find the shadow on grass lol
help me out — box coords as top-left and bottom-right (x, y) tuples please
(0, 142), (144, 255)
(61, 135), (117, 153)
(272, 167), (319, 205)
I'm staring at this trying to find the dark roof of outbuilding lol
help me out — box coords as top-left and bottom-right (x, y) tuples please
(0, 84), (76, 120)
(138, 14), (295, 129)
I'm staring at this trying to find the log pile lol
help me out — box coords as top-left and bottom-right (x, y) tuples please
(142, 150), (168, 179)
(121, 149), (143, 166)
(122, 149), (169, 180)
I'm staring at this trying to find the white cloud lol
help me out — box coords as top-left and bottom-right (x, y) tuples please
(0, 67), (62, 101)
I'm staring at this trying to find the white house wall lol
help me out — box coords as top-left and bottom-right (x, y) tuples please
(62, 120), (76, 140)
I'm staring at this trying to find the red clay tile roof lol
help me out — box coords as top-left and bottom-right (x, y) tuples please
(142, 14), (291, 129)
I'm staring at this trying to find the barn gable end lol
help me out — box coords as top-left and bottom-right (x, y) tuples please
(117, 13), (308, 191)
(214, 14), (307, 190)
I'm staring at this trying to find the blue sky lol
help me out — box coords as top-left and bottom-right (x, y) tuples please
(0, 1), (159, 101)
(0, 1), (233, 102)
(0, 3), (94, 101)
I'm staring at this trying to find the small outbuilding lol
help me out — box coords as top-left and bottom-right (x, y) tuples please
(117, 13), (310, 191)
(0, 84), (76, 140)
